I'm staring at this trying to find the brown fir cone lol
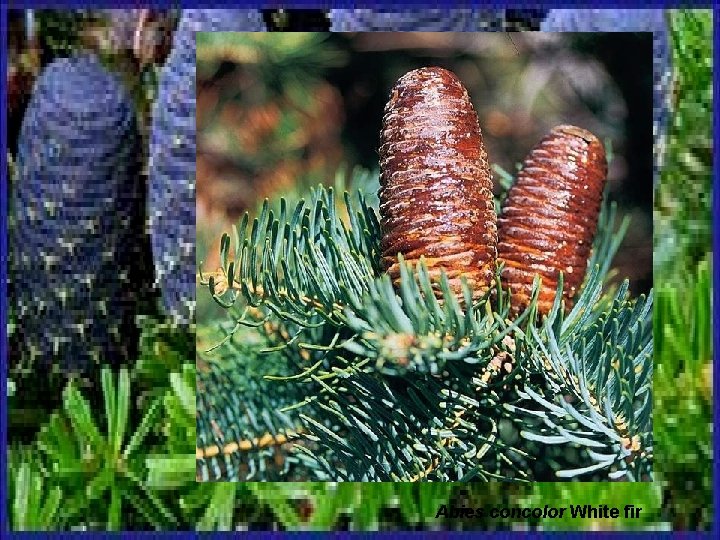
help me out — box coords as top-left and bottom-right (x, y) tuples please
(498, 124), (608, 316)
(379, 67), (497, 301)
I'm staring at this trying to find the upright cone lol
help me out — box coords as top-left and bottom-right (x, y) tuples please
(379, 67), (497, 301)
(498, 125), (608, 315)
(11, 53), (148, 370)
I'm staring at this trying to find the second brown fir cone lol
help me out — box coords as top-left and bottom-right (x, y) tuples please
(498, 124), (608, 316)
(379, 67), (497, 301)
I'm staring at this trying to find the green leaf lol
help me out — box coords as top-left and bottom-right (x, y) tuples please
(102, 368), (116, 457)
(198, 483), (238, 531)
(307, 484), (356, 529)
(85, 467), (112, 501)
(124, 468), (178, 528)
(63, 383), (104, 453)
(145, 455), (196, 489)
(108, 486), (122, 531)
(249, 483), (302, 529)
(114, 369), (130, 458)
(123, 397), (161, 460)
(12, 461), (31, 530)
(395, 483), (420, 524)
(169, 370), (195, 418)
(351, 482), (389, 530)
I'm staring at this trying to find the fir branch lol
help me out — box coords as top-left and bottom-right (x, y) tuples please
(510, 282), (653, 480)
(198, 184), (382, 329)
(196, 340), (308, 481)
(197, 168), (652, 482)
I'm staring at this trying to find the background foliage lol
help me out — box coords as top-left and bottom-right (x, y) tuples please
(5, 8), (713, 531)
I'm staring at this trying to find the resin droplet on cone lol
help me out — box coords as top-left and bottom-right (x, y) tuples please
(379, 67), (497, 301)
(498, 125), (608, 315)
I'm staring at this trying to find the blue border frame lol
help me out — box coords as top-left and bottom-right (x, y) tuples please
(0, 1), (715, 8)
(1, 2), (716, 536)
(1, 3), (7, 537)
(713, 5), (719, 540)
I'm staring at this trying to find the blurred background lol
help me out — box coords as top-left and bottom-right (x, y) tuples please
(196, 32), (654, 323)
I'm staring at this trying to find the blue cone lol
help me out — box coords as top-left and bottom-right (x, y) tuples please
(12, 53), (147, 370)
(148, 9), (266, 325)
(329, 9), (505, 31)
